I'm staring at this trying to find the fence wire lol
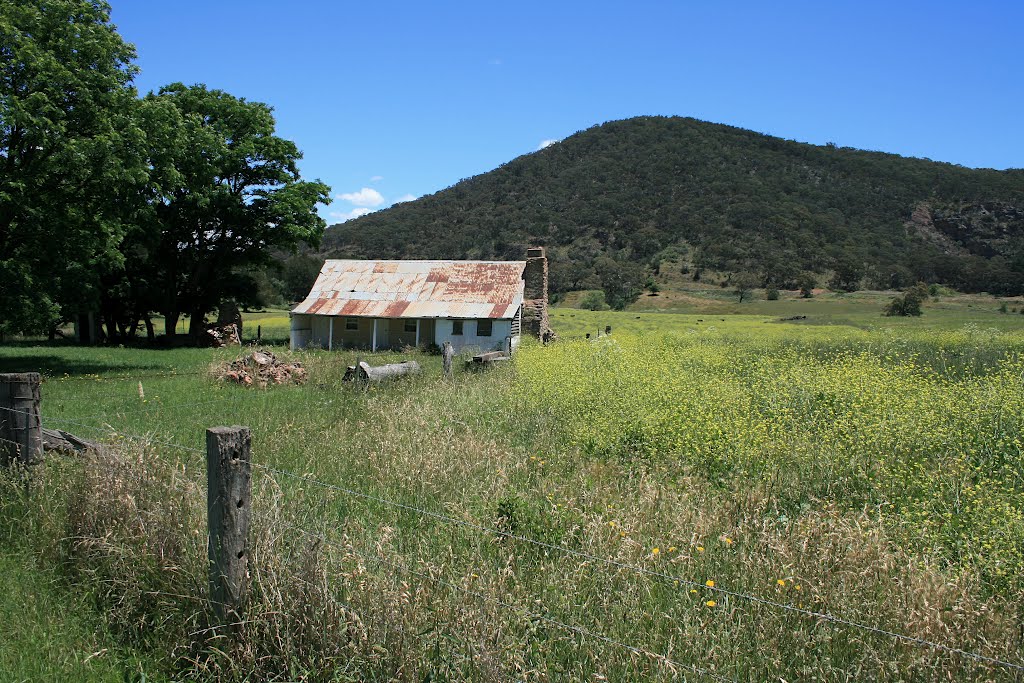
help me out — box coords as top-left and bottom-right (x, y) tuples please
(5, 402), (1024, 675)
(252, 460), (1024, 674)
(281, 522), (737, 683)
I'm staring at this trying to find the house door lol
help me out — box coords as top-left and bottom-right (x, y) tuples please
(374, 318), (390, 350)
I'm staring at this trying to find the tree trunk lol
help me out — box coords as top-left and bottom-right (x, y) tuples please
(188, 306), (206, 339)
(144, 315), (155, 341)
(165, 311), (179, 337)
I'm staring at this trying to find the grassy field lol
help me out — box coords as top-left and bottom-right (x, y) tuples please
(2, 301), (1024, 681)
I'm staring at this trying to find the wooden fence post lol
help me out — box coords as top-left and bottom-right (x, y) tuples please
(442, 341), (454, 378)
(207, 425), (251, 626)
(0, 373), (42, 467)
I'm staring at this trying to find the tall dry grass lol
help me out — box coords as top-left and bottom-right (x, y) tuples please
(3, 327), (1024, 681)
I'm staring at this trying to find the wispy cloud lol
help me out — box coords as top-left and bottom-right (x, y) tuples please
(329, 207), (374, 222)
(393, 193), (418, 204)
(488, 58), (503, 66)
(370, 175), (384, 182)
(336, 187), (385, 207)
(537, 138), (560, 150)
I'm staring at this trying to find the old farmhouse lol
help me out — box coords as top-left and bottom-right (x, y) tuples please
(290, 247), (549, 353)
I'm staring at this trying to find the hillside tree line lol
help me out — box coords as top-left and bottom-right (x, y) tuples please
(324, 117), (1024, 308)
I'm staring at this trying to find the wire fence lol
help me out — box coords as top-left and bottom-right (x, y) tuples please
(3, 396), (1024, 677)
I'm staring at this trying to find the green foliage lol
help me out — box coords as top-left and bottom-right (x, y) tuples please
(828, 259), (864, 293)
(0, 0), (145, 335)
(797, 272), (817, 298)
(765, 287), (780, 301)
(106, 83), (330, 337)
(594, 256), (644, 309)
(578, 290), (610, 311)
(733, 272), (759, 303)
(884, 282), (930, 317)
(322, 116), (1024, 300)
(0, 2), (329, 341)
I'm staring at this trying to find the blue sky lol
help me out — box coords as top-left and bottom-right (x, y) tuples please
(110, 1), (1023, 224)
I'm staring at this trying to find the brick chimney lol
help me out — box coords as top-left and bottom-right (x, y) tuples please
(522, 247), (549, 338)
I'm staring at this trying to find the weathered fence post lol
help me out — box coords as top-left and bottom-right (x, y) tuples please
(207, 426), (251, 627)
(442, 341), (454, 378)
(0, 373), (42, 467)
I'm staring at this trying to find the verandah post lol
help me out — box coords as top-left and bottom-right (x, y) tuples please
(207, 425), (252, 627)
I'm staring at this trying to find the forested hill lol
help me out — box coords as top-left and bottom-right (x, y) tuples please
(322, 116), (1024, 305)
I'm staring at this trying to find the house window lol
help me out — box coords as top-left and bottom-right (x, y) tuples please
(477, 319), (493, 337)
(345, 318), (358, 331)
(452, 320), (463, 335)
(404, 319), (417, 333)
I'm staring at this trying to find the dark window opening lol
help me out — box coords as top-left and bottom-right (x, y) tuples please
(345, 318), (358, 331)
(452, 320), (464, 335)
(477, 319), (493, 337)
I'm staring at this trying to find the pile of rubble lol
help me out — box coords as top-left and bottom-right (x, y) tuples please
(217, 350), (307, 387)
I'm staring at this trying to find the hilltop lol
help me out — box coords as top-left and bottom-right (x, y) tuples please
(322, 116), (1024, 307)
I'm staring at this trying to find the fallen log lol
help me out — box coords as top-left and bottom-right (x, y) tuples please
(466, 351), (510, 370)
(348, 360), (421, 382)
(471, 351), (508, 363)
(42, 427), (107, 455)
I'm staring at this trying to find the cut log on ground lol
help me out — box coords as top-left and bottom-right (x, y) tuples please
(467, 351), (510, 369)
(42, 427), (107, 455)
(345, 360), (421, 382)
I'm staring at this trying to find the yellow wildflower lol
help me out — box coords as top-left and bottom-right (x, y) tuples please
(705, 580), (715, 587)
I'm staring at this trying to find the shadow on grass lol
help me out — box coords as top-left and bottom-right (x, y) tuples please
(0, 353), (167, 378)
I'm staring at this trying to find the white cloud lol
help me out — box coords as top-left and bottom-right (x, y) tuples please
(370, 175), (383, 182)
(393, 193), (418, 204)
(537, 138), (560, 150)
(329, 207), (374, 222)
(335, 187), (385, 207)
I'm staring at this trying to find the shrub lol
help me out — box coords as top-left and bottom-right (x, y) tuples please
(578, 290), (610, 311)
(765, 288), (780, 301)
(884, 282), (929, 317)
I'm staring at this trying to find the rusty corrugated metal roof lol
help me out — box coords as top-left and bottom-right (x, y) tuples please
(292, 260), (526, 319)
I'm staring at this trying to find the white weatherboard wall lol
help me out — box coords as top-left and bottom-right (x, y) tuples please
(435, 319), (514, 354)
(290, 314), (312, 350)
(292, 315), (517, 353)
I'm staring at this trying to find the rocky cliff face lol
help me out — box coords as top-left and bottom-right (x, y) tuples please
(930, 202), (1024, 259)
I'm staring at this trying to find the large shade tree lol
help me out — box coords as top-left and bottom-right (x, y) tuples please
(137, 83), (330, 337)
(0, 0), (145, 335)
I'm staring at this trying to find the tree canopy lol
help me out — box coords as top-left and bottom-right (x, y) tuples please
(129, 83), (329, 337)
(1, 1), (329, 339)
(0, 0), (144, 335)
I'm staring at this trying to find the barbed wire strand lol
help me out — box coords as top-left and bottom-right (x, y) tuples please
(281, 522), (736, 683)
(39, 414), (208, 458)
(42, 369), (207, 383)
(5, 402), (1022, 673)
(42, 391), (251, 423)
(252, 461), (1024, 673)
